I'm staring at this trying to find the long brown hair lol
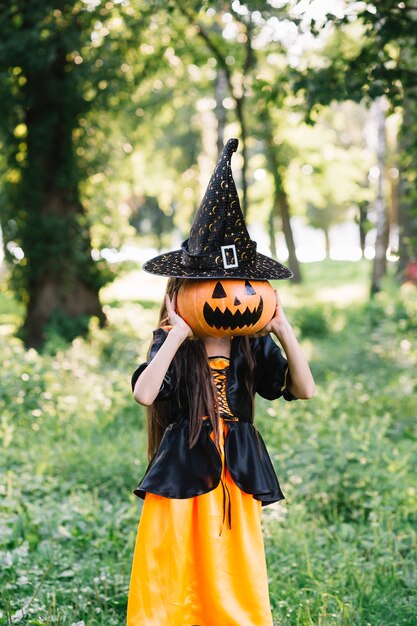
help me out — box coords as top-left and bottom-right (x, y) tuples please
(146, 278), (256, 461)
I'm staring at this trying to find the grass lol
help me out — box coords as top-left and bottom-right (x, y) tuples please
(0, 259), (416, 625)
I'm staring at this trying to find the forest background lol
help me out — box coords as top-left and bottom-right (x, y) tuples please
(0, 1), (416, 625)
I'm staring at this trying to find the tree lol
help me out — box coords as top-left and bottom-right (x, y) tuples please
(292, 0), (417, 283)
(173, 1), (255, 216)
(370, 97), (389, 293)
(397, 92), (417, 276)
(0, 0), (154, 347)
(171, 1), (303, 278)
(257, 105), (301, 281)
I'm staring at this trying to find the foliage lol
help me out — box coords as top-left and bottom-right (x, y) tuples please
(0, 1), (398, 341)
(0, 0), (167, 345)
(285, 101), (374, 246)
(291, 304), (329, 338)
(0, 261), (416, 625)
(128, 195), (174, 252)
(290, 1), (417, 112)
(398, 94), (417, 267)
(291, 0), (417, 269)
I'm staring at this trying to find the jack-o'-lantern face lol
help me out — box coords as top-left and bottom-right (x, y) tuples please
(176, 279), (276, 337)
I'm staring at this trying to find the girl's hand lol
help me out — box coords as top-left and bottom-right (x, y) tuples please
(165, 294), (194, 339)
(251, 291), (315, 400)
(254, 290), (291, 338)
(133, 295), (193, 406)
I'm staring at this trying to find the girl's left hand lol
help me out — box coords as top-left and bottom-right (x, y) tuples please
(254, 290), (290, 337)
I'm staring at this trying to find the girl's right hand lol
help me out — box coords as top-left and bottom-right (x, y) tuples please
(165, 294), (194, 339)
(134, 295), (193, 406)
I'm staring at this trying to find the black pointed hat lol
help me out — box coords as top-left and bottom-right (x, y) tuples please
(143, 138), (292, 280)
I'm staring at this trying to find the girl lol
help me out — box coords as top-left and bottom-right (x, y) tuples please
(126, 277), (315, 626)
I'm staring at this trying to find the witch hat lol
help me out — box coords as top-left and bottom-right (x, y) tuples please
(143, 138), (292, 280)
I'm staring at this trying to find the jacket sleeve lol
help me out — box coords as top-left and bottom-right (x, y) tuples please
(253, 334), (297, 402)
(130, 327), (176, 401)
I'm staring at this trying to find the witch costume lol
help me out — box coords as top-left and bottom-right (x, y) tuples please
(126, 139), (296, 626)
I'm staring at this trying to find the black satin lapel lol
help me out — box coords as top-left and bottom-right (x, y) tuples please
(134, 420), (222, 500)
(225, 422), (285, 503)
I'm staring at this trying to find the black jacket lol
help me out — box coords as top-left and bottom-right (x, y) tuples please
(131, 328), (296, 506)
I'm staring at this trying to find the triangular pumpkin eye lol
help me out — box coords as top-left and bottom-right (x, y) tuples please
(244, 280), (256, 295)
(212, 281), (227, 298)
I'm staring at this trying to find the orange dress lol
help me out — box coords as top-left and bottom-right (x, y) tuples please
(126, 357), (274, 626)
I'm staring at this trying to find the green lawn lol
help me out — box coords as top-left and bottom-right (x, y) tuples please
(1, 260), (416, 625)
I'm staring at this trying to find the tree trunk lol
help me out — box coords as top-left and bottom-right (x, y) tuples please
(21, 190), (106, 349)
(323, 227), (331, 258)
(215, 69), (228, 157)
(261, 109), (302, 282)
(267, 205), (278, 259)
(19, 50), (105, 348)
(278, 191), (302, 283)
(371, 98), (389, 295)
(234, 96), (249, 217)
(358, 201), (368, 255)
(24, 262), (105, 349)
(176, 5), (250, 215)
(397, 93), (417, 277)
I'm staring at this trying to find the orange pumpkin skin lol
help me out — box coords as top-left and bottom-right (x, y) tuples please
(177, 279), (276, 337)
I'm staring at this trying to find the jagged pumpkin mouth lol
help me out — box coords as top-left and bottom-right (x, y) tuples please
(203, 297), (264, 330)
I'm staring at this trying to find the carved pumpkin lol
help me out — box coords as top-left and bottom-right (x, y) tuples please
(177, 279), (276, 337)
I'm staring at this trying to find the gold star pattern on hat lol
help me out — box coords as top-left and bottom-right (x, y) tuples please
(143, 138), (292, 280)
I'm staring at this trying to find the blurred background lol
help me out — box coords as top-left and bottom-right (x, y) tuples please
(0, 2), (416, 625)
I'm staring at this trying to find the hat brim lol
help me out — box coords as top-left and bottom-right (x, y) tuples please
(142, 249), (293, 280)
